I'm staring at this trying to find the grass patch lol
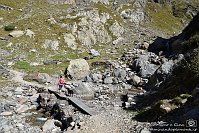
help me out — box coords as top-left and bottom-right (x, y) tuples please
(145, 2), (183, 35)
(60, 17), (82, 24)
(14, 61), (32, 70)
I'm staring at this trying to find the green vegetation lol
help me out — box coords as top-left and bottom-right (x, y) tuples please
(14, 61), (32, 70)
(145, 2), (183, 35)
(60, 17), (82, 24)
(4, 25), (15, 31)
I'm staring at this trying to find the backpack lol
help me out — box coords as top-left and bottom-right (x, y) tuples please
(59, 78), (65, 84)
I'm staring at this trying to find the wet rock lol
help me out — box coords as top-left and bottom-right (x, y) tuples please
(9, 30), (24, 37)
(67, 59), (90, 80)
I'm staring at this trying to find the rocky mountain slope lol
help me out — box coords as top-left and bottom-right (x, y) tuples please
(0, 0), (198, 75)
(0, 0), (199, 133)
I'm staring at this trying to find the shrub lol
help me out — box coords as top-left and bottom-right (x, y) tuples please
(4, 25), (15, 31)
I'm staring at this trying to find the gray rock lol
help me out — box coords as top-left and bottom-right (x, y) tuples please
(131, 54), (159, 78)
(0, 4), (13, 11)
(67, 59), (90, 80)
(131, 75), (141, 86)
(73, 82), (95, 100)
(113, 68), (126, 80)
(29, 94), (39, 105)
(0, 111), (13, 116)
(77, 16), (111, 46)
(43, 60), (59, 65)
(146, 60), (174, 90)
(112, 37), (126, 45)
(121, 9), (146, 25)
(140, 127), (151, 133)
(42, 119), (56, 132)
(0, 49), (10, 57)
(43, 39), (59, 50)
(63, 33), (77, 50)
(104, 77), (113, 84)
(15, 87), (24, 95)
(155, 60), (174, 81)
(36, 117), (48, 122)
(89, 73), (103, 83)
(0, 65), (9, 77)
(24, 72), (51, 84)
(109, 22), (124, 37)
(9, 30), (24, 37)
(90, 49), (100, 57)
(16, 104), (29, 114)
(25, 29), (35, 37)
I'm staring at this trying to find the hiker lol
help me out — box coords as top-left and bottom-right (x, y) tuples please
(58, 75), (65, 92)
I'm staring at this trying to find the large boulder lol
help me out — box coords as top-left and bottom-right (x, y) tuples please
(131, 54), (159, 78)
(67, 59), (90, 80)
(73, 82), (95, 100)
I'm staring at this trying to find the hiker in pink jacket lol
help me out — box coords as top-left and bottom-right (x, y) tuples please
(58, 75), (65, 92)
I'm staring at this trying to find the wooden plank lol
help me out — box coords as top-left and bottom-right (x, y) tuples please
(68, 97), (96, 116)
(48, 88), (96, 115)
